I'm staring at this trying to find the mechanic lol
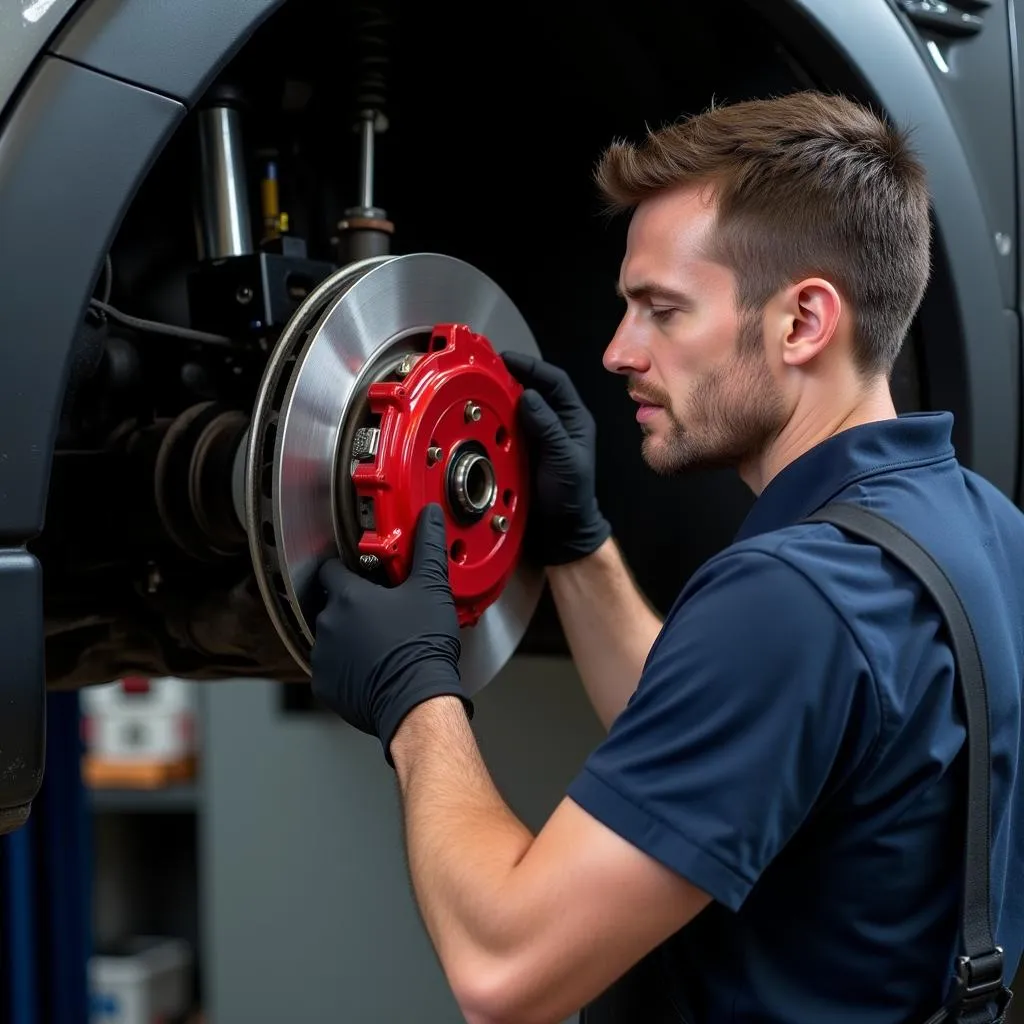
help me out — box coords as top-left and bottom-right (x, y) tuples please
(309, 90), (1024, 1023)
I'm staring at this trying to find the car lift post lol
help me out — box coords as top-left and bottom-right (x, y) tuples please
(3, 691), (93, 1024)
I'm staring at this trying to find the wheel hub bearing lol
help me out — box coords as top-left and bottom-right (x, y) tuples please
(245, 253), (544, 695)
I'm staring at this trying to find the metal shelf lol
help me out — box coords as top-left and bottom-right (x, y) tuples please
(89, 783), (200, 813)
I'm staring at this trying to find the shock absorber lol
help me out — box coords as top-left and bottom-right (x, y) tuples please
(197, 83), (254, 260)
(337, 2), (395, 263)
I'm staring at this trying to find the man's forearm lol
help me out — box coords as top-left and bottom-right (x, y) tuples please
(387, 691), (707, 1024)
(547, 536), (663, 729)
(390, 696), (536, 1016)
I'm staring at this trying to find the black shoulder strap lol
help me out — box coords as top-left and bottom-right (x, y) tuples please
(804, 503), (1012, 1024)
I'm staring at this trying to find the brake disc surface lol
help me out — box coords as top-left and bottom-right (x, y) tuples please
(246, 252), (544, 695)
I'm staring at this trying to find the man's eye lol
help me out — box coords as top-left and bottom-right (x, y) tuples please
(650, 307), (676, 323)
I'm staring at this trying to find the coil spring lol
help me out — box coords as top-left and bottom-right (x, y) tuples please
(351, 2), (391, 118)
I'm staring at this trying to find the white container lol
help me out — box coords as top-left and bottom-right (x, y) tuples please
(88, 937), (193, 1024)
(80, 677), (199, 763)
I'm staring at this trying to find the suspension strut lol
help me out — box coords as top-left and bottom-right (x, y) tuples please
(337, 2), (395, 263)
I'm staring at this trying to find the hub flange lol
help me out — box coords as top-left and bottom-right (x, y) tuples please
(351, 324), (528, 626)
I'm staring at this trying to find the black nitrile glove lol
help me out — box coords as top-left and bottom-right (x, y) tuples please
(311, 503), (472, 765)
(501, 351), (612, 566)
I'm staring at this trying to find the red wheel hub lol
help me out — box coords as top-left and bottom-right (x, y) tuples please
(350, 324), (529, 627)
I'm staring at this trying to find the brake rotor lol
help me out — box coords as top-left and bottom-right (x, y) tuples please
(245, 252), (544, 696)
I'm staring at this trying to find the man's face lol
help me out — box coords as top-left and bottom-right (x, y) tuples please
(603, 186), (787, 475)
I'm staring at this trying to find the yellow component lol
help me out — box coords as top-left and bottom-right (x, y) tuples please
(279, 211), (290, 234)
(261, 171), (280, 241)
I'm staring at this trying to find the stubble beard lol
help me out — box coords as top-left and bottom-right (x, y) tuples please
(639, 316), (787, 476)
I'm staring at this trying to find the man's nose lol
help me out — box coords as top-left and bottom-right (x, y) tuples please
(603, 317), (651, 375)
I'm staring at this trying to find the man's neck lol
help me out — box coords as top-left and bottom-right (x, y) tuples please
(740, 376), (897, 496)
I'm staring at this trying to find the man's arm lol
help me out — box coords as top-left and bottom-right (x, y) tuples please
(312, 507), (874, 1024)
(390, 696), (710, 1024)
(498, 352), (661, 725)
(546, 536), (663, 729)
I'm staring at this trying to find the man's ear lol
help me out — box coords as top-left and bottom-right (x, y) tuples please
(776, 278), (843, 367)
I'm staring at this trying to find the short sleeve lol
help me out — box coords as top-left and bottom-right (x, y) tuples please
(565, 548), (880, 911)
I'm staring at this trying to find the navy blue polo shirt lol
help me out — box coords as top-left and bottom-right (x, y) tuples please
(568, 412), (1024, 1023)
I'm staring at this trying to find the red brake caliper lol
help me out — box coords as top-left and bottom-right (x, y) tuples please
(350, 324), (529, 627)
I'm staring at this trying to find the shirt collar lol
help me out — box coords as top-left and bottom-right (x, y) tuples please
(734, 411), (956, 543)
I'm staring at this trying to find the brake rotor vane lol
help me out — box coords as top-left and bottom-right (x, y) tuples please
(350, 323), (528, 626)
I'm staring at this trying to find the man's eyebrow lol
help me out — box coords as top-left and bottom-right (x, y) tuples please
(615, 280), (692, 305)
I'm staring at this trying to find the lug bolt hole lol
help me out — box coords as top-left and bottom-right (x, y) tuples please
(502, 488), (514, 508)
(451, 539), (467, 563)
(495, 426), (508, 447)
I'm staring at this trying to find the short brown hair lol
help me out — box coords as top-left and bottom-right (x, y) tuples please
(595, 91), (932, 376)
